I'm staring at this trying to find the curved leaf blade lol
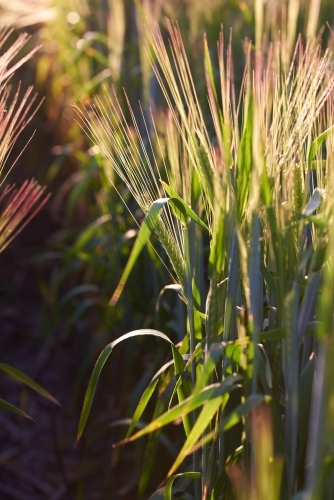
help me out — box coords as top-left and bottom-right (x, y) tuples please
(161, 181), (208, 230)
(164, 472), (201, 500)
(77, 329), (175, 442)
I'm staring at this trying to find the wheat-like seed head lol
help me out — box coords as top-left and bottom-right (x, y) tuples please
(0, 29), (49, 254)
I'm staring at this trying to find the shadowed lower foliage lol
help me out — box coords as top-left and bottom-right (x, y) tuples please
(0, 28), (57, 420)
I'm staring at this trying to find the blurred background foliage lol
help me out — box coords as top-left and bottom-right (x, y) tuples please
(0, 0), (333, 499)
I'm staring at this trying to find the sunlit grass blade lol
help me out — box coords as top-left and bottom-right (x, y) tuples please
(190, 395), (271, 453)
(167, 394), (228, 478)
(126, 355), (188, 439)
(77, 329), (176, 443)
(110, 198), (173, 306)
(0, 363), (60, 405)
(307, 125), (334, 164)
(194, 342), (226, 393)
(161, 181), (209, 231)
(114, 375), (242, 447)
(164, 472), (201, 500)
(168, 341), (205, 410)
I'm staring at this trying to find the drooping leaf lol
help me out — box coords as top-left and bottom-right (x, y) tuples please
(164, 472), (201, 500)
(77, 329), (175, 442)
(161, 181), (208, 230)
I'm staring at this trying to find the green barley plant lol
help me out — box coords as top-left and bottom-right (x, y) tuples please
(0, 27), (59, 417)
(76, 0), (334, 498)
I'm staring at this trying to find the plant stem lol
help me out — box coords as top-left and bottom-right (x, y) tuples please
(184, 221), (201, 500)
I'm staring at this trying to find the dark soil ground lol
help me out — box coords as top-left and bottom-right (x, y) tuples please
(0, 215), (138, 500)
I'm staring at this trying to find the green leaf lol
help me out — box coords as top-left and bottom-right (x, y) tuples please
(259, 328), (285, 342)
(77, 329), (175, 442)
(248, 214), (261, 391)
(0, 364), (60, 406)
(126, 378), (160, 439)
(126, 357), (190, 440)
(0, 398), (34, 420)
(171, 345), (192, 436)
(156, 284), (184, 313)
(114, 375), (241, 447)
(192, 394), (270, 452)
(161, 181), (208, 230)
(73, 214), (112, 250)
(224, 230), (239, 340)
(194, 342), (225, 393)
(164, 472), (201, 500)
(168, 341), (204, 408)
(308, 125), (334, 163)
(298, 273), (319, 343)
(296, 353), (315, 474)
(110, 198), (168, 305)
(167, 392), (228, 477)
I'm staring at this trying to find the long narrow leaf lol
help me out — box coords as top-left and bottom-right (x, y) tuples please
(110, 198), (169, 305)
(0, 363), (60, 405)
(77, 329), (175, 442)
(114, 375), (241, 447)
(167, 395), (227, 477)
(0, 398), (33, 420)
(191, 395), (270, 453)
(308, 125), (334, 163)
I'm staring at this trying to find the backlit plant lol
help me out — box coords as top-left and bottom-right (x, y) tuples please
(76, 1), (334, 498)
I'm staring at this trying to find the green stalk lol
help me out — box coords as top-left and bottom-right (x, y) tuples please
(184, 220), (201, 500)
